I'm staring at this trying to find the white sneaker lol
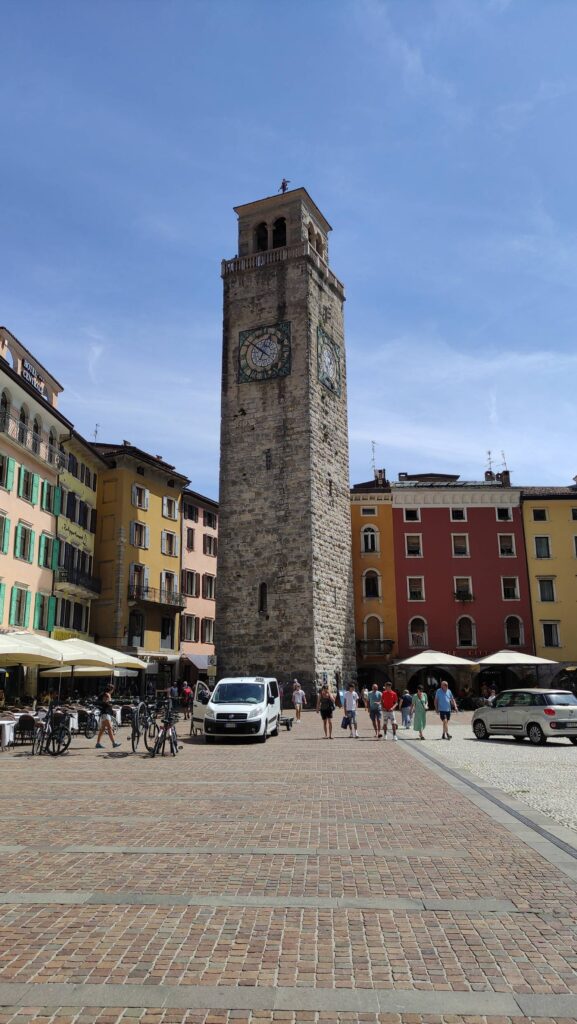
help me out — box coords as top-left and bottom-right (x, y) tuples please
(393, 734), (398, 741)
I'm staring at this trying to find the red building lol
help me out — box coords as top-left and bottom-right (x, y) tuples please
(392, 471), (534, 663)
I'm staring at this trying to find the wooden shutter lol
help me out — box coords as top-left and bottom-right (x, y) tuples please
(38, 533), (47, 567)
(5, 458), (15, 492)
(1, 518), (9, 555)
(144, 525), (150, 549)
(174, 535), (179, 557)
(53, 485), (61, 516)
(31, 474), (39, 506)
(23, 590), (32, 629)
(194, 616), (199, 642)
(0, 582), (5, 624)
(144, 488), (150, 510)
(17, 467), (24, 498)
(51, 538), (60, 570)
(40, 480), (47, 510)
(195, 572), (200, 598)
(161, 531), (167, 555)
(131, 483), (138, 506)
(8, 587), (18, 626)
(162, 497), (168, 517)
(14, 523), (22, 559)
(202, 574), (207, 599)
(47, 596), (56, 633)
(28, 530), (35, 563)
(143, 565), (150, 593)
(33, 593), (42, 630)
(130, 521), (136, 545)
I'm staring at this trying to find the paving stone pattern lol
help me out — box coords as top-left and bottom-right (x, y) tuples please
(0, 712), (576, 1023)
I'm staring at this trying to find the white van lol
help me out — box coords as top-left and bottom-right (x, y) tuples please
(198, 677), (281, 743)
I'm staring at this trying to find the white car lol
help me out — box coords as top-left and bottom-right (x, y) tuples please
(197, 677), (281, 744)
(472, 688), (577, 745)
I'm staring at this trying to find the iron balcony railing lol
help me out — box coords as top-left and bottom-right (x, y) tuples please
(128, 583), (186, 609)
(55, 567), (102, 594)
(0, 412), (66, 469)
(358, 638), (395, 657)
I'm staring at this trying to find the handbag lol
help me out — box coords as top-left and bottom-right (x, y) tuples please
(341, 715), (350, 729)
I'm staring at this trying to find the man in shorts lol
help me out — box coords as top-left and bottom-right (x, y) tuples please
(367, 683), (383, 738)
(434, 679), (458, 739)
(381, 681), (399, 741)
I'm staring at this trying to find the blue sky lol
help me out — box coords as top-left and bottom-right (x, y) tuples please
(2, 0), (576, 498)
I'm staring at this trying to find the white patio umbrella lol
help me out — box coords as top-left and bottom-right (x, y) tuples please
(398, 650), (477, 667)
(59, 639), (146, 670)
(0, 633), (63, 668)
(477, 650), (558, 666)
(39, 666), (138, 678)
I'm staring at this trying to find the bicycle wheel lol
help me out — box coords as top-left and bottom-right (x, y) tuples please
(150, 729), (163, 758)
(144, 721), (159, 752)
(49, 726), (71, 756)
(131, 725), (141, 753)
(170, 728), (178, 756)
(85, 716), (97, 739)
(32, 726), (45, 756)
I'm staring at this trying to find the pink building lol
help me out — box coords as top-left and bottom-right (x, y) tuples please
(0, 328), (69, 666)
(179, 488), (218, 682)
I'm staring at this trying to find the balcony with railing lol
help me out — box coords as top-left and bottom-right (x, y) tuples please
(221, 241), (344, 295)
(54, 567), (102, 595)
(410, 632), (428, 648)
(128, 583), (186, 610)
(0, 413), (65, 469)
(357, 638), (395, 658)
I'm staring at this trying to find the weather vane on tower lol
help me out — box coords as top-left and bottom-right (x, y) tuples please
(278, 178), (290, 194)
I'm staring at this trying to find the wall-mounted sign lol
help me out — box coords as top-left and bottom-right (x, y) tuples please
(21, 359), (46, 396)
(58, 518), (92, 549)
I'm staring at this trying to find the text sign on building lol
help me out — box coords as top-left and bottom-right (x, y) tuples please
(21, 359), (46, 396)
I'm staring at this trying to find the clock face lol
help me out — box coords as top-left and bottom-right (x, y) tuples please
(238, 322), (291, 382)
(317, 326), (341, 396)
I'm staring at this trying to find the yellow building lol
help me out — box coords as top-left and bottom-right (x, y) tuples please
(522, 486), (577, 662)
(91, 442), (189, 685)
(52, 431), (106, 640)
(350, 470), (398, 686)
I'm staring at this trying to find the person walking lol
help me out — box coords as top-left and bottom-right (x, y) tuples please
(367, 683), (383, 739)
(316, 684), (335, 738)
(181, 682), (193, 720)
(95, 691), (121, 749)
(343, 683), (359, 738)
(411, 684), (428, 740)
(434, 679), (458, 740)
(400, 690), (412, 729)
(292, 682), (307, 722)
(361, 687), (369, 711)
(381, 681), (399, 741)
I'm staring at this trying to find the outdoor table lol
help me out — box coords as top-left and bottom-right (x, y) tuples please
(0, 719), (16, 750)
(112, 706), (122, 725)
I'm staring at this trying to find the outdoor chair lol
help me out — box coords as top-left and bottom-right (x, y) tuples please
(15, 714), (36, 745)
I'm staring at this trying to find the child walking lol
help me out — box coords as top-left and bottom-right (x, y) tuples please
(292, 682), (307, 722)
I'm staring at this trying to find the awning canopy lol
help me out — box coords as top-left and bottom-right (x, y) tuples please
(0, 634), (146, 670)
(397, 650), (477, 667)
(477, 650), (558, 666)
(39, 666), (138, 678)
(181, 653), (211, 670)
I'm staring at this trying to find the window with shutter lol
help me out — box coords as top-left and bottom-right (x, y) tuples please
(0, 582), (5, 624)
(0, 516), (9, 555)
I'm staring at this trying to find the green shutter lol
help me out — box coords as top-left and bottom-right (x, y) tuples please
(0, 583), (5, 624)
(17, 467), (24, 498)
(28, 530), (35, 564)
(5, 459), (15, 492)
(31, 474), (39, 506)
(14, 523), (22, 559)
(47, 595), (56, 633)
(38, 533), (47, 567)
(8, 587), (18, 626)
(23, 590), (31, 628)
(1, 518), (9, 555)
(51, 537), (60, 569)
(33, 593), (42, 630)
(40, 480), (47, 511)
(53, 486), (62, 516)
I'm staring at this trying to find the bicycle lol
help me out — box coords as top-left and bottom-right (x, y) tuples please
(32, 702), (72, 757)
(83, 700), (118, 739)
(131, 700), (159, 753)
(150, 698), (181, 757)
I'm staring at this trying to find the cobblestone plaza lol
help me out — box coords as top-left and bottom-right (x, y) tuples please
(0, 712), (576, 1024)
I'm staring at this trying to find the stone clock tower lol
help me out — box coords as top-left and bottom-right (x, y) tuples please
(216, 187), (356, 693)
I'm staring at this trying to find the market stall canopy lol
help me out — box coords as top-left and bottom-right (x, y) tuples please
(0, 633), (63, 667)
(477, 650), (558, 666)
(39, 666), (138, 678)
(59, 639), (146, 669)
(397, 650), (477, 667)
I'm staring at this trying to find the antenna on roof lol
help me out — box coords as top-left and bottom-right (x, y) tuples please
(94, 423), (99, 442)
(501, 450), (508, 470)
(371, 440), (376, 475)
(486, 449), (493, 472)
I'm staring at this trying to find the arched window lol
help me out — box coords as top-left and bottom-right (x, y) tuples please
(363, 569), (381, 599)
(409, 616), (428, 648)
(0, 390), (9, 426)
(258, 582), (268, 614)
(362, 525), (379, 553)
(254, 222), (268, 253)
(307, 224), (315, 246)
(32, 416), (41, 454)
(457, 616), (476, 647)
(47, 429), (57, 465)
(272, 217), (286, 248)
(315, 232), (324, 257)
(505, 615), (523, 647)
(18, 406), (28, 445)
(363, 615), (383, 654)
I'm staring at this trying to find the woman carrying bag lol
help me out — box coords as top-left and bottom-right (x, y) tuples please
(411, 685), (428, 740)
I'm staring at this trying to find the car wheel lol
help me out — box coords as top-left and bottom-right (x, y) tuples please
(271, 725), (279, 737)
(513, 736), (525, 743)
(205, 735), (215, 744)
(257, 728), (267, 743)
(528, 723), (547, 745)
(569, 737), (577, 745)
(473, 719), (489, 740)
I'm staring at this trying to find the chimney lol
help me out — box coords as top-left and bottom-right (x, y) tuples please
(499, 470), (511, 487)
(484, 470), (495, 482)
(398, 471), (408, 480)
(375, 468), (385, 487)
(123, 440), (131, 447)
